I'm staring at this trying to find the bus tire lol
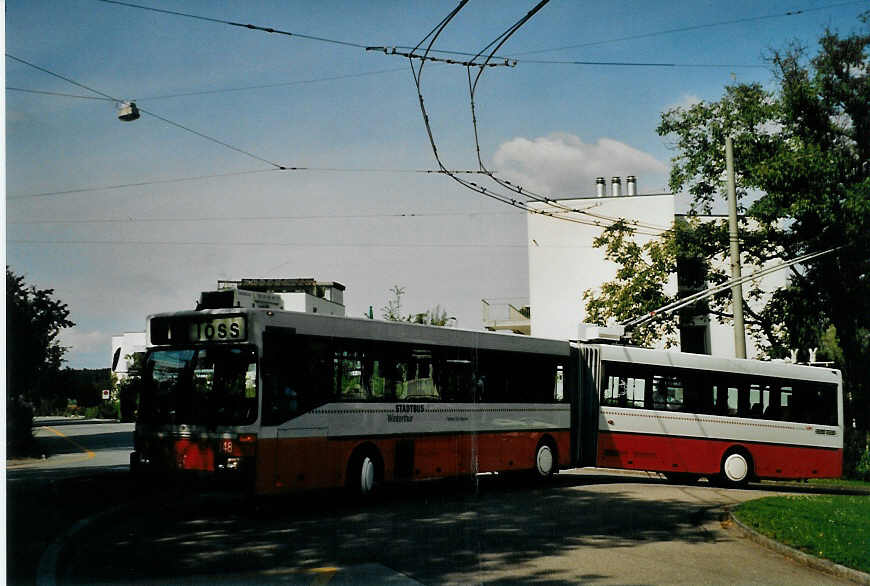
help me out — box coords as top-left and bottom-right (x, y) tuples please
(533, 437), (558, 479)
(719, 448), (752, 488)
(347, 446), (382, 497)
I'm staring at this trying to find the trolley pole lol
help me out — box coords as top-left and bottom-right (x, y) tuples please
(726, 136), (747, 359)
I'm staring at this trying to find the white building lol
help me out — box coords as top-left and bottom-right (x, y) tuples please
(217, 278), (346, 317)
(521, 177), (778, 359)
(527, 183), (676, 344)
(111, 332), (146, 380)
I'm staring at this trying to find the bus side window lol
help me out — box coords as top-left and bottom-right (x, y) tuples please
(265, 337), (334, 425)
(681, 371), (701, 413)
(554, 364), (564, 402)
(736, 381), (751, 417)
(779, 386), (793, 421)
(795, 383), (837, 426)
(602, 363), (646, 409)
(403, 349), (439, 401)
(432, 347), (473, 402)
(748, 383), (766, 418)
(763, 384), (782, 420)
(653, 374), (684, 411)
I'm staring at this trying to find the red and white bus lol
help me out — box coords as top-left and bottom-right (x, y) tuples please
(131, 301), (843, 493)
(132, 306), (572, 495)
(581, 344), (843, 486)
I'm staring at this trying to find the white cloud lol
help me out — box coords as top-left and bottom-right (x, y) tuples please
(667, 94), (703, 111)
(492, 132), (667, 196)
(58, 328), (111, 356)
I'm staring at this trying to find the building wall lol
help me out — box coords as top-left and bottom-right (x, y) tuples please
(279, 292), (346, 317)
(527, 194), (677, 343)
(111, 332), (146, 380)
(527, 198), (782, 359)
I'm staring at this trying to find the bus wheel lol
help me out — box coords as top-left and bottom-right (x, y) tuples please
(534, 439), (558, 479)
(719, 449), (752, 488)
(347, 448), (381, 497)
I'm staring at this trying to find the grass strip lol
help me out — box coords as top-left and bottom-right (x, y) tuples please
(807, 477), (870, 490)
(734, 495), (870, 574)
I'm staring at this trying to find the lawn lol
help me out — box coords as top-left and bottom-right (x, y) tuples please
(733, 494), (870, 574)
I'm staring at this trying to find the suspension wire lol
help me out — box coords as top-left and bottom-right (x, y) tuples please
(7, 53), (290, 170)
(5, 87), (115, 100)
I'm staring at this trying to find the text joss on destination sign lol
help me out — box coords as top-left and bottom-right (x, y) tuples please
(188, 316), (246, 342)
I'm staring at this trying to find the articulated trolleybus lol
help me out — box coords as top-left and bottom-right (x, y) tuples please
(131, 295), (843, 494)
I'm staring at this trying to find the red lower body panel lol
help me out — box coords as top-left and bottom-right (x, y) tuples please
(138, 437), (216, 472)
(255, 430), (571, 495)
(597, 431), (842, 479)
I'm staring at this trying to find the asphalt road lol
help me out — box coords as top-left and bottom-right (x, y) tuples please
(7, 420), (856, 585)
(8, 417), (134, 476)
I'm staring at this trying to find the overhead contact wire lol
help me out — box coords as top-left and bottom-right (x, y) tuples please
(449, 3), (670, 234)
(94, 0), (369, 48)
(406, 2), (665, 233)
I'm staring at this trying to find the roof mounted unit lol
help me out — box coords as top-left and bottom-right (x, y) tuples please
(198, 288), (283, 310)
(578, 323), (626, 344)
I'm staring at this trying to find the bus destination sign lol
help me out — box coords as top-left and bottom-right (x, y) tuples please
(189, 316), (246, 343)
(149, 315), (247, 345)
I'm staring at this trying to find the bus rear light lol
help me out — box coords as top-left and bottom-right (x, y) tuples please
(235, 434), (257, 458)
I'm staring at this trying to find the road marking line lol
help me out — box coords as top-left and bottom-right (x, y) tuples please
(40, 426), (97, 462)
(310, 566), (338, 585)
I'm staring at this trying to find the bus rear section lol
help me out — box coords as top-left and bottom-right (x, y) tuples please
(582, 344), (843, 485)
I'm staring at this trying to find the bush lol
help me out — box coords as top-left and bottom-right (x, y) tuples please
(855, 445), (870, 482)
(117, 376), (142, 423)
(83, 401), (120, 420)
(6, 395), (35, 457)
(35, 394), (67, 416)
(844, 427), (870, 480)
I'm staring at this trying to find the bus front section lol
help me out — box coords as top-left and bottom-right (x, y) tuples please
(131, 312), (259, 488)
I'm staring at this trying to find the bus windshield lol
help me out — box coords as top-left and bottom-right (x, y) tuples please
(141, 346), (258, 426)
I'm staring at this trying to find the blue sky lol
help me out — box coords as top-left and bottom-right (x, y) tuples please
(5, 0), (868, 368)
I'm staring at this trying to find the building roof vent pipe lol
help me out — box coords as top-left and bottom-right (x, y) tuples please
(611, 176), (622, 197)
(626, 175), (637, 196)
(595, 177), (607, 197)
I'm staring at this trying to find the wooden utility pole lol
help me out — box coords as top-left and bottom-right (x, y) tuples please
(726, 136), (747, 359)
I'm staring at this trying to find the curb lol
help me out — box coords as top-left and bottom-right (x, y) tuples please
(36, 502), (131, 586)
(759, 480), (870, 496)
(728, 511), (870, 585)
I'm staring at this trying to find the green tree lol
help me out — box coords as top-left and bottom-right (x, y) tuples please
(6, 266), (75, 452)
(380, 285), (454, 326)
(381, 285), (407, 322)
(586, 17), (869, 473)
